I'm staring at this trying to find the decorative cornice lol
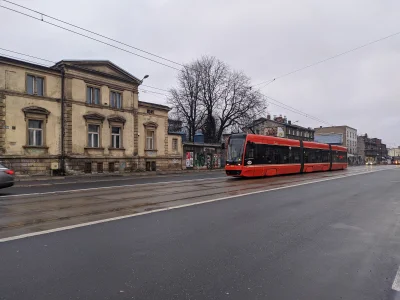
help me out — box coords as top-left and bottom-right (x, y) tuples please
(22, 106), (50, 116)
(143, 121), (158, 128)
(107, 115), (126, 124)
(83, 112), (106, 122)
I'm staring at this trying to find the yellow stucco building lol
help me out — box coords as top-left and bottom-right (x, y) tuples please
(0, 56), (182, 174)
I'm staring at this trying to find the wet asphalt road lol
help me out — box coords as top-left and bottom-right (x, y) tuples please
(5, 171), (226, 195)
(1, 167), (400, 299)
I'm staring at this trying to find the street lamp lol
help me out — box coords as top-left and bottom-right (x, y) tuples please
(141, 75), (149, 83)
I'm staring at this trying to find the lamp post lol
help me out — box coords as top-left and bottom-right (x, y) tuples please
(141, 75), (149, 83)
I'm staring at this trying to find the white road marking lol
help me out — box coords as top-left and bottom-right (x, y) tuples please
(15, 172), (225, 187)
(0, 167), (393, 243)
(0, 176), (226, 198)
(392, 266), (400, 291)
(4, 167), (387, 198)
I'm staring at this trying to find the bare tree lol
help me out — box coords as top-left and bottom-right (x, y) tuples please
(197, 57), (228, 143)
(215, 71), (266, 141)
(169, 55), (267, 143)
(168, 64), (205, 142)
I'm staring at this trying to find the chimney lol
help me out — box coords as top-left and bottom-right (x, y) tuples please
(267, 114), (271, 120)
(288, 120), (292, 125)
(320, 126), (322, 128)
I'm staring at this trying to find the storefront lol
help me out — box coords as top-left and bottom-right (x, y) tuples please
(183, 142), (224, 169)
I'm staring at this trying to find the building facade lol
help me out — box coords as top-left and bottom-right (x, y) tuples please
(245, 115), (314, 141)
(388, 147), (400, 157)
(357, 134), (388, 164)
(314, 126), (357, 155)
(0, 56), (181, 174)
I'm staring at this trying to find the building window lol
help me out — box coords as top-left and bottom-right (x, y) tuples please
(84, 162), (92, 173)
(97, 162), (103, 173)
(172, 138), (178, 151)
(147, 109), (154, 114)
(86, 86), (101, 105)
(111, 126), (121, 148)
(88, 124), (100, 147)
(26, 75), (44, 96)
(146, 161), (156, 171)
(110, 91), (122, 109)
(255, 129), (260, 134)
(146, 130), (155, 150)
(28, 120), (43, 146)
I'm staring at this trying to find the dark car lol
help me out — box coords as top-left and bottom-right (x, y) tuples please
(0, 164), (14, 189)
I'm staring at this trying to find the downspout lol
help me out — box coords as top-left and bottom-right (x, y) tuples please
(61, 67), (65, 175)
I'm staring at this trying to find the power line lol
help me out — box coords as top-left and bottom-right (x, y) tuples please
(0, 52), (51, 67)
(0, 4), (181, 71)
(3, 0), (183, 67)
(141, 84), (170, 93)
(261, 93), (332, 125)
(258, 78), (275, 90)
(253, 29), (400, 88)
(0, 47), (329, 125)
(0, 47), (54, 64)
(140, 89), (168, 97)
(0, 47), (174, 93)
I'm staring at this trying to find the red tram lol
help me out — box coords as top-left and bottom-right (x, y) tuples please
(225, 133), (347, 177)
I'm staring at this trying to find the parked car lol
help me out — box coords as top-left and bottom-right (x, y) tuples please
(0, 164), (14, 189)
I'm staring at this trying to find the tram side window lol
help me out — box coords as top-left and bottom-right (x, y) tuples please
(289, 147), (301, 164)
(245, 143), (255, 159)
(304, 148), (316, 163)
(322, 150), (330, 163)
(280, 146), (290, 164)
(332, 151), (338, 163)
(245, 143), (301, 164)
(315, 149), (322, 163)
(305, 148), (331, 163)
(332, 150), (347, 163)
(338, 151), (347, 163)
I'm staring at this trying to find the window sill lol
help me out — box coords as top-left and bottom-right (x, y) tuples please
(145, 149), (158, 151)
(23, 145), (49, 149)
(108, 147), (125, 151)
(85, 103), (103, 108)
(25, 93), (45, 98)
(109, 107), (124, 111)
(84, 147), (105, 150)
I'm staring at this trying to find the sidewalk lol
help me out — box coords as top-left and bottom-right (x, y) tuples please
(15, 168), (225, 182)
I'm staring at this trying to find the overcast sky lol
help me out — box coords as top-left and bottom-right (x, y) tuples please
(1, 0), (400, 146)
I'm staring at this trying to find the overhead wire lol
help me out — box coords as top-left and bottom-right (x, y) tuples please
(263, 94), (332, 126)
(4, 1), (398, 126)
(0, 47), (173, 95)
(141, 84), (170, 93)
(140, 89), (168, 97)
(0, 47), (329, 124)
(0, 2), (334, 125)
(0, 52), (51, 67)
(0, 47), (54, 64)
(2, 0), (183, 67)
(252, 29), (400, 88)
(0, 4), (181, 71)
